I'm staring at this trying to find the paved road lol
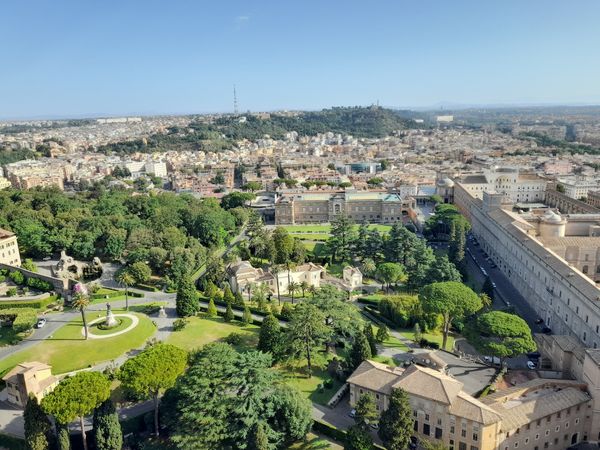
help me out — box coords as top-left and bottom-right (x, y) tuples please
(465, 239), (540, 370)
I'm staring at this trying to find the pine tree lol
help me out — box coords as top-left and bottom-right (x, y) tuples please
(176, 276), (199, 317)
(242, 305), (253, 325)
(224, 302), (234, 322)
(258, 314), (281, 357)
(92, 399), (122, 450)
(24, 396), (50, 450)
(350, 331), (372, 369)
(206, 298), (218, 317)
(376, 325), (389, 343)
(378, 388), (413, 450)
(363, 324), (378, 356)
(56, 423), (71, 450)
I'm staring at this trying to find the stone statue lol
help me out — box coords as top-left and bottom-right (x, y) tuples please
(158, 305), (167, 318)
(105, 302), (118, 327)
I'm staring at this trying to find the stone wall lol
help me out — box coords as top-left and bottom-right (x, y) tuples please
(0, 263), (71, 295)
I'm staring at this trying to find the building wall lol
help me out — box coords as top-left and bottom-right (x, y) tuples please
(545, 189), (600, 214)
(0, 235), (21, 266)
(454, 186), (600, 349)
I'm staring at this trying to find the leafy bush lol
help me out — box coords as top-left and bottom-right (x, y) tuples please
(224, 332), (243, 345)
(312, 420), (346, 443)
(25, 277), (53, 292)
(6, 288), (17, 297)
(173, 318), (188, 331)
(9, 271), (24, 285)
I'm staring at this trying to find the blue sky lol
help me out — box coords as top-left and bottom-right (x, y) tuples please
(2, 0), (600, 119)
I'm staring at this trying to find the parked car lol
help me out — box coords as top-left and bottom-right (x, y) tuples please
(369, 422), (379, 430)
(483, 356), (501, 365)
(348, 409), (356, 418)
(542, 326), (552, 335)
(527, 360), (537, 370)
(481, 268), (488, 277)
(527, 352), (541, 359)
(490, 263), (498, 268)
(35, 318), (47, 329)
(535, 318), (544, 324)
(409, 436), (419, 450)
(491, 282), (497, 289)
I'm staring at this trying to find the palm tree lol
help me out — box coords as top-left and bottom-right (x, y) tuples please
(288, 281), (299, 304)
(72, 291), (90, 340)
(299, 281), (309, 298)
(307, 285), (317, 299)
(115, 270), (135, 311)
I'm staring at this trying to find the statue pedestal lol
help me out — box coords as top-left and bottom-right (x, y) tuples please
(105, 310), (118, 327)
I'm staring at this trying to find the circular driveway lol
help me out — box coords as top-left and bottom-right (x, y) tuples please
(82, 314), (139, 339)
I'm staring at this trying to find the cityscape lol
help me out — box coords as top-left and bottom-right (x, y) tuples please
(1, 2), (600, 450)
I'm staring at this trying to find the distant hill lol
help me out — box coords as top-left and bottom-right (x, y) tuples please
(98, 106), (425, 154)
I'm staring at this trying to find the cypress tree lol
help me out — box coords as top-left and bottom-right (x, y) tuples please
(378, 388), (413, 450)
(364, 324), (377, 356)
(206, 298), (218, 317)
(234, 291), (245, 307)
(56, 423), (71, 450)
(24, 396), (50, 450)
(376, 325), (389, 343)
(280, 302), (294, 319)
(223, 286), (235, 304)
(224, 302), (234, 322)
(350, 331), (372, 369)
(242, 305), (253, 325)
(92, 399), (122, 450)
(176, 276), (199, 317)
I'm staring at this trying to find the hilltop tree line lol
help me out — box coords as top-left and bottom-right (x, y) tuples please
(97, 107), (426, 155)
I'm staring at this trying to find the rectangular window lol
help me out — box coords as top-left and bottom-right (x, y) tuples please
(423, 423), (430, 436)
(435, 427), (443, 439)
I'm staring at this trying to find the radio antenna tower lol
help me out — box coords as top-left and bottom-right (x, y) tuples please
(233, 84), (239, 115)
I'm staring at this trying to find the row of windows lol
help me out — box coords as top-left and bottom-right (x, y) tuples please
(505, 432), (579, 450)
(0, 241), (16, 249)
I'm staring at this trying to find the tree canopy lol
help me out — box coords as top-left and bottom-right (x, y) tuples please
(419, 281), (482, 350)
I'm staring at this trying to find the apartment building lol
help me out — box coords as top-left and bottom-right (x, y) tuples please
(557, 178), (600, 200)
(275, 191), (415, 225)
(0, 228), (21, 266)
(453, 168), (547, 204)
(348, 360), (594, 450)
(2, 361), (58, 408)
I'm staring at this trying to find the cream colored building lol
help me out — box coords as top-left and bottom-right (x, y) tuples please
(275, 191), (415, 225)
(2, 362), (58, 408)
(347, 359), (595, 450)
(226, 260), (324, 295)
(0, 228), (21, 266)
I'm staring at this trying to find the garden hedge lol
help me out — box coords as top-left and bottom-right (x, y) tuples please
(0, 308), (38, 333)
(0, 297), (56, 310)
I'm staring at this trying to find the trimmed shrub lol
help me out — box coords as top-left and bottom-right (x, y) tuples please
(0, 298), (54, 310)
(9, 271), (25, 285)
(173, 318), (188, 331)
(0, 308), (38, 333)
(25, 277), (53, 292)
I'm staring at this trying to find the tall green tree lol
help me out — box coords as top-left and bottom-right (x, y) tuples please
(448, 221), (466, 267)
(176, 276), (199, 317)
(345, 425), (373, 450)
(350, 331), (372, 369)
(287, 303), (331, 378)
(242, 305), (253, 325)
(273, 227), (294, 265)
(119, 343), (187, 437)
(377, 262), (407, 292)
(92, 399), (122, 450)
(378, 388), (412, 450)
(468, 311), (537, 365)
(224, 302), (234, 322)
(258, 314), (281, 358)
(169, 343), (311, 449)
(24, 395), (51, 450)
(42, 372), (111, 450)
(206, 298), (218, 317)
(364, 324), (378, 356)
(355, 394), (378, 429)
(250, 422), (269, 450)
(56, 423), (70, 450)
(327, 214), (355, 262)
(426, 255), (462, 283)
(419, 281), (483, 350)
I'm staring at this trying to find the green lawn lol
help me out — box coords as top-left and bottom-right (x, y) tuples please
(380, 333), (409, 351)
(281, 224), (391, 234)
(288, 433), (343, 449)
(0, 310), (156, 376)
(372, 355), (400, 367)
(279, 352), (343, 406)
(289, 233), (331, 241)
(398, 328), (454, 350)
(166, 315), (259, 352)
(90, 315), (134, 335)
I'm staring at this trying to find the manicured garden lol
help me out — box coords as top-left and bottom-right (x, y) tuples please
(166, 315), (259, 352)
(0, 310), (156, 376)
(288, 432), (343, 450)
